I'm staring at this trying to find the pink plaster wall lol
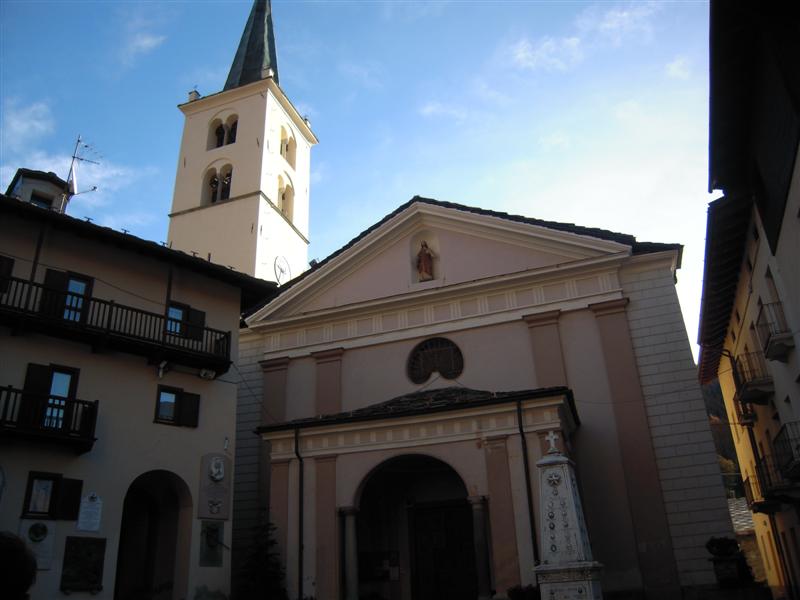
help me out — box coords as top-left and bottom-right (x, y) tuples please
(558, 309), (643, 590)
(339, 321), (536, 411)
(298, 227), (577, 312)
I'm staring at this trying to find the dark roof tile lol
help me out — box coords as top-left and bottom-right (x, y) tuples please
(257, 385), (575, 433)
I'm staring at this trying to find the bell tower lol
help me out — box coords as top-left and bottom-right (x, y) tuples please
(167, 0), (317, 284)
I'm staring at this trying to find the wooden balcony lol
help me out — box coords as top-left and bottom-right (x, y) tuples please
(745, 455), (800, 513)
(0, 386), (98, 453)
(774, 421), (800, 480)
(756, 302), (795, 361)
(732, 351), (773, 405)
(0, 276), (231, 375)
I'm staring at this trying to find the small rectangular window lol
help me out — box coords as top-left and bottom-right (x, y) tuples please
(156, 387), (179, 422)
(22, 472), (82, 520)
(167, 304), (186, 335)
(155, 386), (200, 428)
(64, 276), (90, 322)
(30, 193), (53, 209)
(166, 301), (205, 342)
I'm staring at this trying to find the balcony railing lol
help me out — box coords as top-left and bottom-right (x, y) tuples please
(0, 276), (231, 374)
(732, 351), (773, 404)
(0, 386), (98, 453)
(774, 422), (800, 480)
(756, 302), (795, 361)
(744, 455), (800, 512)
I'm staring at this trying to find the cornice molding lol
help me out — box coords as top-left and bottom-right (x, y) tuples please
(589, 297), (630, 317)
(263, 396), (571, 461)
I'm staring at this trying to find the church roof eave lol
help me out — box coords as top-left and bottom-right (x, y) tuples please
(245, 196), (682, 323)
(256, 386), (578, 434)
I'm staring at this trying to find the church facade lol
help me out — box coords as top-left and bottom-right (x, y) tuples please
(235, 197), (735, 599)
(153, 2), (738, 598)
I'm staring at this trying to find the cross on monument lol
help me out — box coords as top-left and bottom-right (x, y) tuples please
(545, 430), (560, 454)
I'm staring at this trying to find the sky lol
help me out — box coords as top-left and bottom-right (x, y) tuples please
(0, 0), (717, 360)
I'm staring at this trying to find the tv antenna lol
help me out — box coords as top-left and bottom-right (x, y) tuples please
(67, 134), (100, 196)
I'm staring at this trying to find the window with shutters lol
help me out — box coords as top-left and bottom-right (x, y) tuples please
(166, 302), (206, 342)
(39, 269), (93, 323)
(22, 471), (83, 519)
(22, 363), (80, 432)
(154, 385), (200, 428)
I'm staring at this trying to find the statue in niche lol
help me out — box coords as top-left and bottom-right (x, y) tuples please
(416, 241), (435, 281)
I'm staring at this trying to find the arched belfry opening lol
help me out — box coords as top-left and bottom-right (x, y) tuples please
(353, 454), (484, 600)
(114, 470), (192, 600)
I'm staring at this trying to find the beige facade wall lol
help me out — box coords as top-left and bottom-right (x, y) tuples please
(0, 213), (243, 599)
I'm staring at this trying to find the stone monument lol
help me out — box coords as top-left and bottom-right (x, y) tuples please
(534, 430), (603, 599)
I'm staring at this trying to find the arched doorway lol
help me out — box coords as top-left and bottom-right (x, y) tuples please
(114, 470), (192, 600)
(356, 455), (482, 600)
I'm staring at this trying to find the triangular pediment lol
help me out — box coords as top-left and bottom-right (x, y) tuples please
(249, 199), (636, 323)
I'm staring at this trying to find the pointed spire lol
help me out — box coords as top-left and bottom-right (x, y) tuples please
(224, 0), (279, 91)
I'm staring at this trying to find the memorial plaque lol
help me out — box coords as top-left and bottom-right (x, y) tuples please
(60, 536), (106, 593)
(200, 521), (224, 567)
(198, 454), (231, 520)
(77, 493), (102, 532)
(19, 520), (55, 570)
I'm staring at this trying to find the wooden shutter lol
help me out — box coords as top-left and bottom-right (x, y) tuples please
(40, 269), (68, 317)
(0, 255), (13, 293)
(21, 363), (52, 427)
(56, 478), (83, 520)
(186, 308), (206, 342)
(178, 392), (200, 428)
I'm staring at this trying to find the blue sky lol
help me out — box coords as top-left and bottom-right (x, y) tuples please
(0, 0), (715, 358)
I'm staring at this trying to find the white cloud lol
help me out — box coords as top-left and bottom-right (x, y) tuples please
(118, 12), (168, 67)
(510, 36), (583, 72)
(472, 80), (510, 106)
(577, 2), (661, 46)
(666, 56), (691, 80)
(538, 131), (571, 151)
(1, 99), (55, 154)
(338, 61), (384, 89)
(419, 102), (468, 121)
(121, 32), (166, 66)
(1, 148), (143, 209)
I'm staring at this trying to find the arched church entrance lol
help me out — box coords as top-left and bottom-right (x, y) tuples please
(114, 470), (192, 600)
(355, 454), (484, 600)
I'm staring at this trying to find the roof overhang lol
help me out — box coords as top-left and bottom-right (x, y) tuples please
(697, 194), (751, 383)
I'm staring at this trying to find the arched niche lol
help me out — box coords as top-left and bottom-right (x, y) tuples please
(277, 173), (294, 222)
(279, 125), (297, 169)
(409, 230), (441, 284)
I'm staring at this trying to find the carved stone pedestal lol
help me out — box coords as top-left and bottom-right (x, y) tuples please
(534, 439), (603, 600)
